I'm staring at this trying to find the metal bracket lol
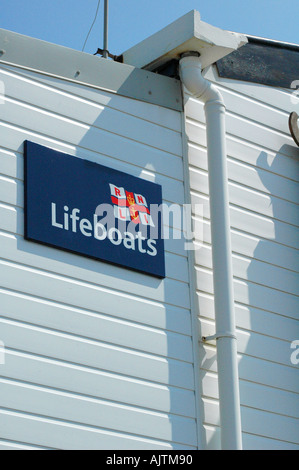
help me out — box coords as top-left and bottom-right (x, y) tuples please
(94, 48), (123, 63)
(202, 331), (237, 342)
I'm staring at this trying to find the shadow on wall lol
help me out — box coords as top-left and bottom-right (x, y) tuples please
(197, 144), (299, 450)
(240, 146), (299, 448)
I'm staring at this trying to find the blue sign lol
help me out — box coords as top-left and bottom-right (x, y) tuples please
(24, 141), (165, 278)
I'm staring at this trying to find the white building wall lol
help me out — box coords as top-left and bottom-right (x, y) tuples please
(184, 65), (299, 450)
(0, 63), (200, 450)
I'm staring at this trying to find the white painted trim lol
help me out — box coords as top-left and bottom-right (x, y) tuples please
(0, 28), (182, 111)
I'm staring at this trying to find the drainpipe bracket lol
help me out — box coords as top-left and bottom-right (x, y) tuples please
(202, 331), (237, 342)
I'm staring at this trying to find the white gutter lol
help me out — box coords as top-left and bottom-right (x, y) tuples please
(179, 53), (242, 450)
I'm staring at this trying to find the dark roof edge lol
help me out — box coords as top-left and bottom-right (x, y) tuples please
(246, 34), (299, 52)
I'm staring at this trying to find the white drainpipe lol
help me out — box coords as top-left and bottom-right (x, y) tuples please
(179, 53), (242, 450)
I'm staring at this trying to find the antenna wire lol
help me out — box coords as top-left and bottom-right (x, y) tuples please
(82, 0), (101, 52)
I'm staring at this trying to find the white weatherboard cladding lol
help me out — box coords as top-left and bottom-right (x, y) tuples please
(0, 64), (199, 449)
(184, 65), (299, 450)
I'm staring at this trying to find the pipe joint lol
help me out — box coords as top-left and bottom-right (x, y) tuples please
(179, 55), (225, 105)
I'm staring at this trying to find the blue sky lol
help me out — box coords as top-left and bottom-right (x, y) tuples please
(1, 0), (298, 56)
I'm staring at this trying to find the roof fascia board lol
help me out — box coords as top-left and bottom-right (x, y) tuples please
(0, 28), (182, 111)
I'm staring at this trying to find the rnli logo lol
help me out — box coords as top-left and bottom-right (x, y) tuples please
(110, 184), (155, 227)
